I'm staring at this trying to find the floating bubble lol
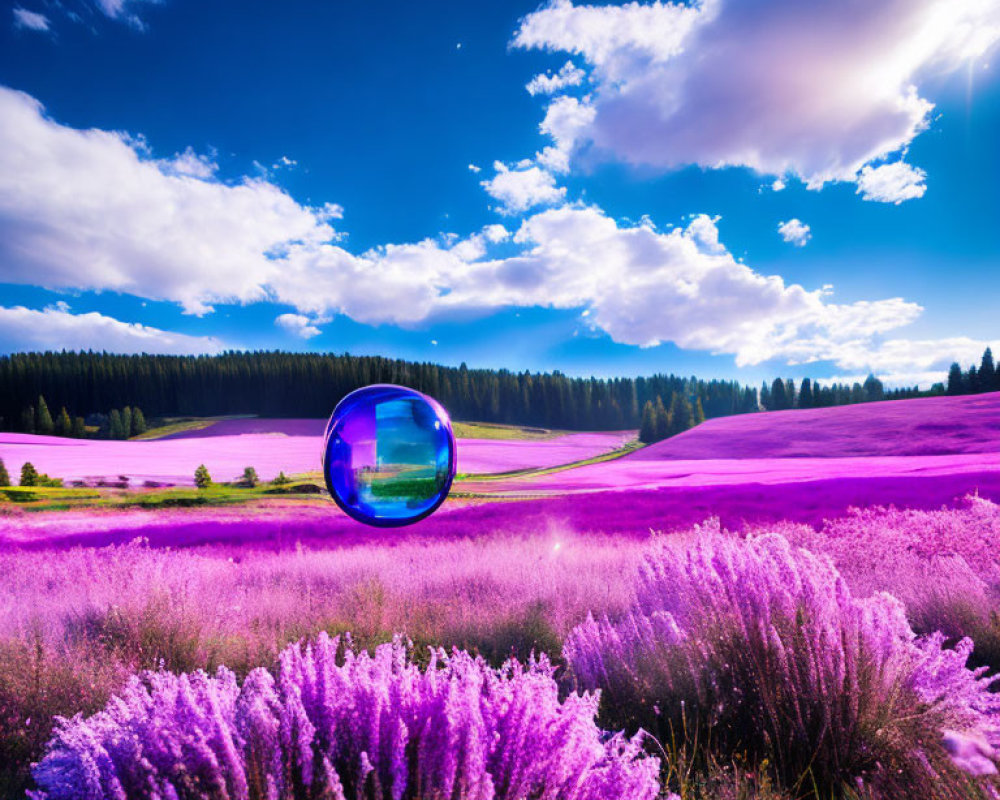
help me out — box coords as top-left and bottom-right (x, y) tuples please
(322, 384), (456, 526)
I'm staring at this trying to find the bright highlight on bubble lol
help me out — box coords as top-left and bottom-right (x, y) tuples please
(322, 384), (456, 526)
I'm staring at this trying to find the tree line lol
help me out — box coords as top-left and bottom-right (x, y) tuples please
(0, 351), (758, 432)
(15, 393), (147, 439)
(0, 349), (991, 437)
(947, 348), (999, 395)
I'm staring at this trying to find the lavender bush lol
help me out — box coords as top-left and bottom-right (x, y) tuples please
(30, 632), (658, 800)
(564, 530), (1000, 799)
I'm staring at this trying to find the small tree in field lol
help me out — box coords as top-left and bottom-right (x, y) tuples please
(131, 407), (147, 436)
(20, 462), (39, 487)
(194, 464), (212, 489)
(0, 458), (10, 487)
(71, 417), (87, 438)
(241, 466), (258, 488)
(272, 471), (291, 486)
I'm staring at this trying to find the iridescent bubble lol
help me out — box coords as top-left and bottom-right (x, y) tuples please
(322, 384), (456, 526)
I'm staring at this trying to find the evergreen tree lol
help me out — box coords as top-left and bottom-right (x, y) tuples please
(131, 407), (147, 436)
(20, 461), (39, 487)
(947, 363), (964, 395)
(693, 397), (706, 426)
(653, 396), (670, 442)
(55, 407), (73, 437)
(770, 378), (788, 411)
(760, 381), (771, 410)
(785, 379), (796, 409)
(21, 405), (35, 434)
(71, 416), (87, 439)
(981, 348), (997, 393)
(669, 392), (694, 434)
(798, 378), (813, 409)
(121, 407), (133, 440)
(863, 374), (885, 402)
(109, 409), (125, 440)
(36, 395), (54, 435)
(241, 466), (259, 488)
(0, 457), (9, 487)
(968, 366), (980, 395)
(194, 464), (212, 489)
(638, 401), (657, 444)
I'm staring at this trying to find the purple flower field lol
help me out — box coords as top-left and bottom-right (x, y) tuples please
(0, 425), (633, 486)
(5, 392), (1000, 798)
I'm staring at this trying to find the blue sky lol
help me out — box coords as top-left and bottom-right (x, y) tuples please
(0, 0), (998, 386)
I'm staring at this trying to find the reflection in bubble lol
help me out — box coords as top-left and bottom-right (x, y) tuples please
(322, 385), (456, 526)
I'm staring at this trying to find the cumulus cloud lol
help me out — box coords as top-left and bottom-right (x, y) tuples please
(0, 304), (225, 354)
(777, 219), (811, 247)
(856, 161), (928, 204)
(0, 85), (952, 373)
(526, 60), (586, 95)
(513, 0), (1000, 189)
(822, 337), (999, 388)
(480, 161), (566, 214)
(0, 86), (335, 316)
(13, 7), (49, 31)
(538, 95), (596, 173)
(157, 146), (218, 179)
(275, 313), (323, 339)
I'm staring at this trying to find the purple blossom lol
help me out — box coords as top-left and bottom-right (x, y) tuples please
(31, 634), (660, 800)
(564, 531), (1000, 795)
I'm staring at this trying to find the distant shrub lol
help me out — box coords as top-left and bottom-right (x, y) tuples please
(194, 463), (212, 489)
(0, 457), (9, 487)
(272, 470), (291, 486)
(240, 465), (258, 488)
(564, 531), (1000, 799)
(31, 633), (660, 800)
(19, 462), (39, 487)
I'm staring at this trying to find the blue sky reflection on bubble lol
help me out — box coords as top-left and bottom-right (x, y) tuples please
(0, 0), (998, 388)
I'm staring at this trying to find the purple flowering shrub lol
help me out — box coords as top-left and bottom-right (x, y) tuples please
(771, 495), (1000, 671)
(31, 632), (660, 800)
(564, 530), (1000, 798)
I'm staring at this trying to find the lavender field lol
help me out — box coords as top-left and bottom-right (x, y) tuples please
(0, 423), (633, 487)
(5, 393), (1000, 798)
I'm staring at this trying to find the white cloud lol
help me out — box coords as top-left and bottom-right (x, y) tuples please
(777, 218), (811, 247)
(0, 86), (335, 316)
(538, 95), (595, 173)
(856, 161), (928, 204)
(157, 146), (218, 179)
(480, 161), (566, 215)
(13, 7), (49, 30)
(482, 224), (510, 243)
(467, 163), (481, 173)
(0, 304), (225, 354)
(275, 313), (323, 339)
(0, 85), (956, 374)
(526, 60), (586, 96)
(771, 179), (786, 192)
(821, 337), (999, 388)
(93, 0), (157, 28)
(513, 0), (1000, 189)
